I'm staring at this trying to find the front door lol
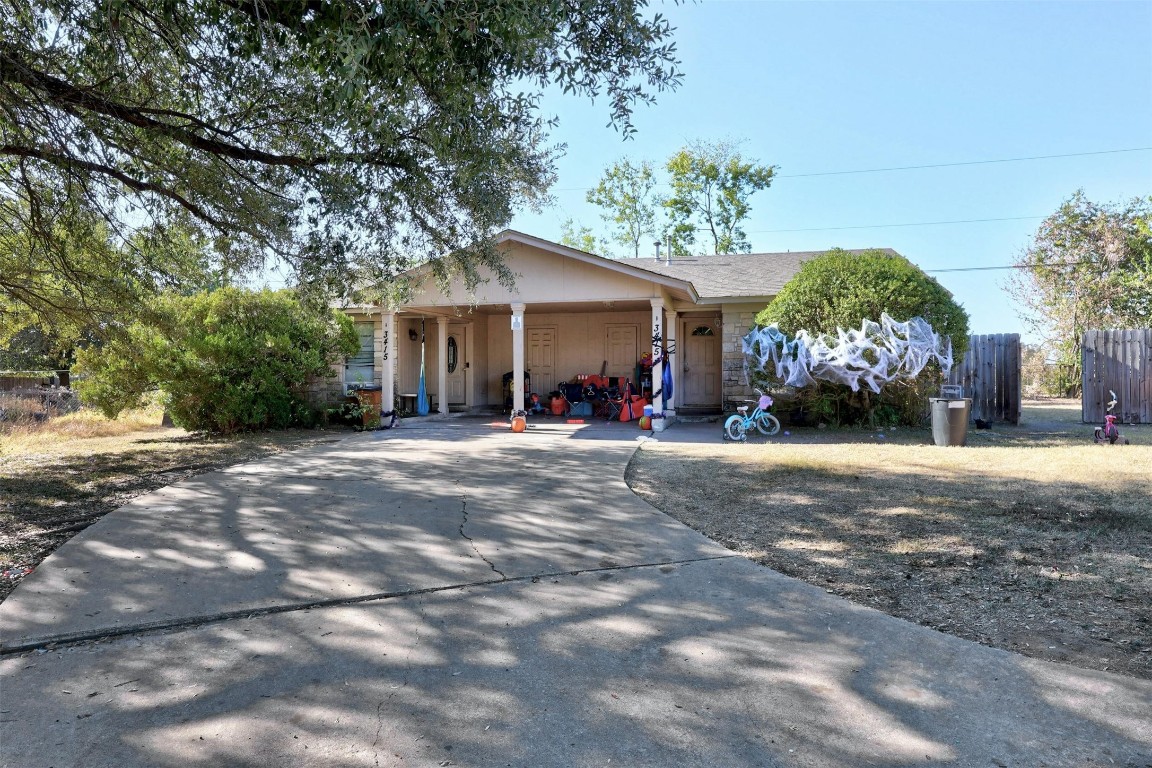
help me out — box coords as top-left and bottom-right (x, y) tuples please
(605, 324), (638, 382)
(446, 325), (467, 405)
(681, 319), (721, 407)
(526, 326), (557, 396)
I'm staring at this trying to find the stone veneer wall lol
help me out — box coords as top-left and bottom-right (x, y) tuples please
(721, 304), (761, 410)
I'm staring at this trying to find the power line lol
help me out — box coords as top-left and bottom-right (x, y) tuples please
(747, 215), (1044, 234)
(776, 146), (1152, 179)
(928, 260), (1102, 273)
(551, 146), (1152, 191)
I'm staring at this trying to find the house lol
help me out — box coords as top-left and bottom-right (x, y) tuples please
(329, 230), (895, 418)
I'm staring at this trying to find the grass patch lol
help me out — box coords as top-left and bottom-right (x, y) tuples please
(627, 400), (1152, 679)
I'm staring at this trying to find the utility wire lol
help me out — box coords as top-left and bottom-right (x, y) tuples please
(776, 146), (1152, 179)
(552, 146), (1152, 191)
(747, 215), (1044, 233)
(928, 260), (1104, 273)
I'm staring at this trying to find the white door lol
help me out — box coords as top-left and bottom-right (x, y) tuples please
(446, 325), (467, 405)
(605, 324), (638, 382)
(681, 320), (721, 407)
(526, 326), (557, 395)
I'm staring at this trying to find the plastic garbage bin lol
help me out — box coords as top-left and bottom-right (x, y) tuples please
(930, 397), (971, 446)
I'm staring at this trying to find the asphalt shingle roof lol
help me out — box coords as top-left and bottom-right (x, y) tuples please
(617, 248), (899, 300)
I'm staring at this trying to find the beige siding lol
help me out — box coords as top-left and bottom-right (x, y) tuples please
(406, 242), (669, 308)
(485, 310), (650, 404)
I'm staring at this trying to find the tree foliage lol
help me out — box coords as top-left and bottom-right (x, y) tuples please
(586, 158), (659, 258)
(75, 288), (358, 433)
(558, 218), (610, 256)
(663, 140), (776, 255)
(756, 248), (970, 426)
(0, 197), (223, 340)
(1007, 191), (1152, 395)
(1, 0), (682, 327)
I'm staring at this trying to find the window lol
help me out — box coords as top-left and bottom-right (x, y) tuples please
(345, 322), (375, 392)
(691, 325), (715, 336)
(447, 336), (458, 373)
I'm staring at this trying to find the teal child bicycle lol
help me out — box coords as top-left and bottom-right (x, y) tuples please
(723, 389), (781, 441)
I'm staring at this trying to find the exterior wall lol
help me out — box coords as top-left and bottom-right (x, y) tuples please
(721, 303), (766, 410)
(305, 362), (345, 410)
(405, 241), (674, 308)
(485, 310), (651, 405)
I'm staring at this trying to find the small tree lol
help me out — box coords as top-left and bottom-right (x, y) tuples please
(559, 218), (612, 256)
(1007, 191), (1152, 396)
(76, 288), (358, 433)
(756, 249), (970, 426)
(586, 159), (659, 258)
(663, 140), (776, 255)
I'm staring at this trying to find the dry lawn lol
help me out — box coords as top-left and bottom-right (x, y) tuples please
(0, 410), (350, 603)
(627, 399), (1152, 679)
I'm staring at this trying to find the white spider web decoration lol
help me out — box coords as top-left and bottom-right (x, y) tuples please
(742, 314), (954, 393)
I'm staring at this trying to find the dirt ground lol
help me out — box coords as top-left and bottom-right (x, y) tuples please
(627, 399), (1152, 680)
(0, 422), (350, 603)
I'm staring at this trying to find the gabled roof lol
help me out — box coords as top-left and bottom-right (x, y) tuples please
(617, 249), (900, 301)
(494, 230), (699, 302)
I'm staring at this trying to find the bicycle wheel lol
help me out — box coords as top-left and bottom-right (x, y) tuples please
(724, 415), (747, 441)
(755, 412), (781, 436)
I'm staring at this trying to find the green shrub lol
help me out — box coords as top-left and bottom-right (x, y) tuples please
(76, 288), (358, 433)
(755, 248), (970, 426)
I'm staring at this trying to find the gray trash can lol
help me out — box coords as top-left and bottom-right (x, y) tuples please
(929, 397), (972, 446)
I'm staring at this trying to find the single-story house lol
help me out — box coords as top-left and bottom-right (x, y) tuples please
(324, 230), (895, 417)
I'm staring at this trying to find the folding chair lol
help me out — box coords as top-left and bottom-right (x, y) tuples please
(560, 381), (593, 417)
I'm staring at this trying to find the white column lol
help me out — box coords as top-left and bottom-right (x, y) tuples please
(436, 316), (449, 414)
(511, 302), (526, 413)
(381, 311), (396, 414)
(650, 298), (665, 414)
(666, 309), (678, 415)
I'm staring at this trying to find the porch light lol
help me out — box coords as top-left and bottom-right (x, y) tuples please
(408, 328), (418, 341)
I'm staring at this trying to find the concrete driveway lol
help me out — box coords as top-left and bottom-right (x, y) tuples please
(1, 418), (1149, 767)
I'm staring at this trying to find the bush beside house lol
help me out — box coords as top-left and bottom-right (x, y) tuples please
(77, 288), (358, 433)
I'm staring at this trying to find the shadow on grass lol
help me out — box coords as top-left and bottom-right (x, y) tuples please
(628, 449), (1152, 680)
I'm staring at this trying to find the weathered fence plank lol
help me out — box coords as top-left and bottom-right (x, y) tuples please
(1082, 329), (1152, 424)
(946, 334), (1022, 424)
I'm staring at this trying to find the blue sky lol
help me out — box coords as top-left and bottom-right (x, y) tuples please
(509, 0), (1152, 341)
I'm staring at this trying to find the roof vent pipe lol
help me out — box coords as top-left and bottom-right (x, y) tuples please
(665, 237), (672, 266)
(654, 241), (661, 261)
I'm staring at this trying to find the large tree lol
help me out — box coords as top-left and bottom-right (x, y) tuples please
(1, 0), (681, 331)
(663, 139), (775, 255)
(1007, 191), (1152, 396)
(586, 158), (659, 258)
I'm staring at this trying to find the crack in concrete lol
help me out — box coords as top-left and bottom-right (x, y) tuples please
(455, 489), (506, 580)
(0, 555), (737, 655)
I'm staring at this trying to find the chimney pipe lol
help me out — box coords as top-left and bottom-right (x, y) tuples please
(654, 241), (661, 261)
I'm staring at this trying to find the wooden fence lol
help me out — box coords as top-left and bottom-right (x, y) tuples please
(946, 334), (1021, 424)
(1082, 329), (1151, 424)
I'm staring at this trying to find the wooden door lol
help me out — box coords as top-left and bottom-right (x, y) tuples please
(446, 325), (467, 405)
(526, 326), (557, 395)
(681, 320), (721, 407)
(605, 324), (639, 382)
